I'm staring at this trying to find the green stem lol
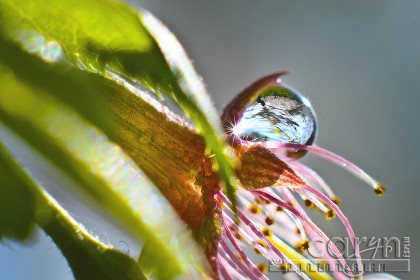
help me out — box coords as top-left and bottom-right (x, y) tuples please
(36, 191), (148, 280)
(0, 140), (147, 280)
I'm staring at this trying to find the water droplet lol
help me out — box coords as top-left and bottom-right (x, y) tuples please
(40, 41), (63, 63)
(233, 80), (317, 147)
(16, 30), (46, 54)
(15, 29), (63, 63)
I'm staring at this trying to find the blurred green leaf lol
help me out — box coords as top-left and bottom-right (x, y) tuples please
(140, 13), (240, 209)
(0, 0), (230, 276)
(0, 0), (152, 63)
(38, 191), (148, 280)
(0, 0), (239, 210)
(0, 34), (110, 136)
(0, 48), (208, 279)
(0, 141), (147, 280)
(0, 141), (36, 240)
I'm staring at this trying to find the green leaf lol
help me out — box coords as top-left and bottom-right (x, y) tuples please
(0, 141), (147, 280)
(38, 191), (148, 280)
(140, 12), (240, 209)
(0, 32), (110, 137)
(0, 140), (36, 240)
(0, 0), (240, 210)
(0, 48), (208, 279)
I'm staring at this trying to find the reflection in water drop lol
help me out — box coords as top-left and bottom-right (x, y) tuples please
(233, 82), (317, 146)
(40, 41), (63, 62)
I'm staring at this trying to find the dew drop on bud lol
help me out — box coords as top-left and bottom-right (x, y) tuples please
(230, 76), (317, 158)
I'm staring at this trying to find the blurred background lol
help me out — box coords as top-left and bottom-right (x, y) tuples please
(1, 0), (419, 279)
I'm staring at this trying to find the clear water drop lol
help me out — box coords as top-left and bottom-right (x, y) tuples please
(232, 79), (317, 157)
(15, 30), (63, 63)
(40, 41), (63, 63)
(16, 30), (46, 54)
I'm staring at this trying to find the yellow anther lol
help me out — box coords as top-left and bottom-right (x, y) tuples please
(304, 199), (315, 209)
(295, 239), (310, 253)
(257, 240), (267, 248)
(235, 253), (244, 263)
(257, 262), (268, 274)
(326, 209), (336, 220)
(249, 204), (261, 214)
(262, 227), (272, 237)
(265, 216), (275, 226)
(234, 231), (243, 240)
(280, 263), (290, 273)
(261, 197), (271, 204)
(374, 184), (386, 196)
(332, 196), (341, 205)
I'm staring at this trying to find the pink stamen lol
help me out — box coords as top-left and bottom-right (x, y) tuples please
(253, 189), (354, 277)
(273, 188), (350, 280)
(262, 142), (380, 190)
(289, 161), (336, 199)
(300, 185), (364, 275)
(275, 188), (310, 239)
(218, 192), (312, 280)
(238, 191), (301, 241)
(223, 224), (270, 280)
(223, 214), (271, 257)
(217, 256), (236, 280)
(220, 239), (261, 280)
